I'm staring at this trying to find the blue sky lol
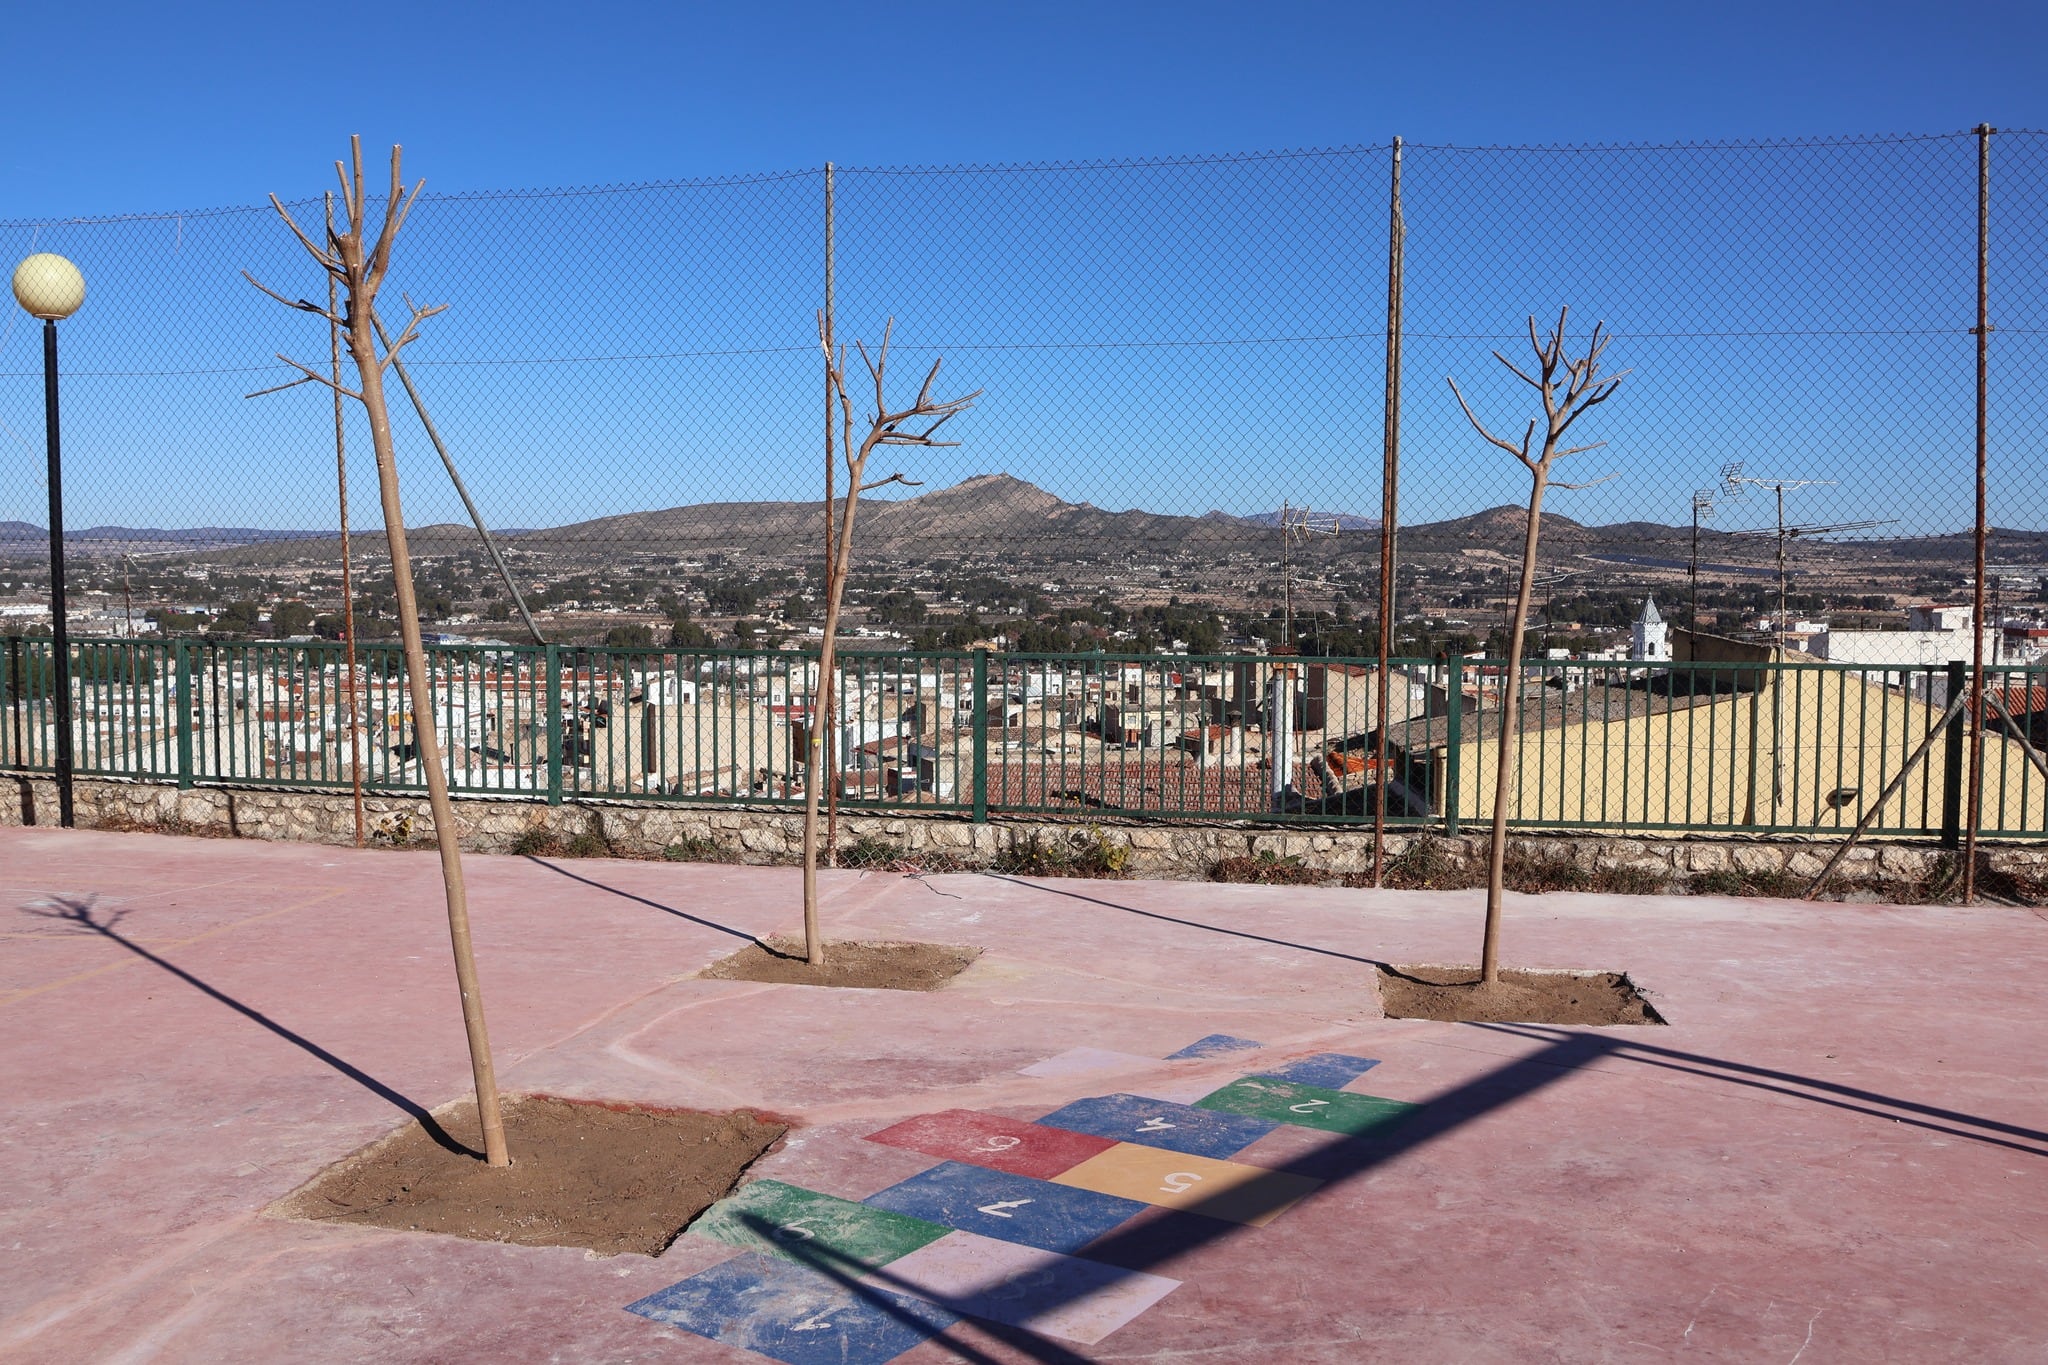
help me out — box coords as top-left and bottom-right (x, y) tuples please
(4, 1), (2043, 217)
(1, 2), (2043, 543)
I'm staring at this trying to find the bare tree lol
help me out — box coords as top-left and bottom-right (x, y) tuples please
(246, 139), (510, 1167)
(799, 319), (979, 966)
(1447, 308), (1625, 984)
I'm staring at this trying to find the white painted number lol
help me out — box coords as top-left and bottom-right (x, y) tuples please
(1161, 1172), (1203, 1195)
(1137, 1117), (1176, 1133)
(1289, 1099), (1331, 1114)
(771, 1220), (817, 1243)
(974, 1135), (1023, 1154)
(977, 1198), (1035, 1219)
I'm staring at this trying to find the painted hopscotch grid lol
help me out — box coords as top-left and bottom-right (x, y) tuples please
(629, 1035), (1410, 1362)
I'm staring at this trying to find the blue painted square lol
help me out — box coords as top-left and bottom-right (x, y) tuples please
(627, 1251), (957, 1365)
(863, 1161), (1146, 1255)
(1167, 1033), (1263, 1059)
(1037, 1093), (1277, 1159)
(1258, 1053), (1382, 1089)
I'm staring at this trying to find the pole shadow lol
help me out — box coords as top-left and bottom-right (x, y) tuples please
(23, 895), (479, 1157)
(976, 873), (1392, 970)
(523, 856), (756, 941)
(1473, 1021), (2048, 1157)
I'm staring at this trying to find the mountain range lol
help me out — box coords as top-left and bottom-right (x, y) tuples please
(1, 473), (2030, 567)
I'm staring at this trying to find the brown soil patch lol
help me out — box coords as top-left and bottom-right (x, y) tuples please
(271, 1094), (785, 1257)
(1379, 964), (1664, 1026)
(699, 937), (981, 990)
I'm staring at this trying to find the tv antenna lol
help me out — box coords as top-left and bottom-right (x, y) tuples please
(1723, 473), (1896, 816)
(1724, 474), (1894, 649)
(1689, 486), (1723, 637)
(1279, 501), (1341, 647)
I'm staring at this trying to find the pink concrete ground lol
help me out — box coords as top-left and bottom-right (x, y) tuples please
(2, 825), (2044, 1363)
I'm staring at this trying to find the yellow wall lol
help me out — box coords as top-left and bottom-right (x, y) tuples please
(1447, 671), (2048, 834)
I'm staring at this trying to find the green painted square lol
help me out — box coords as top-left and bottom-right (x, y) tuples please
(690, 1179), (950, 1271)
(1194, 1077), (1420, 1136)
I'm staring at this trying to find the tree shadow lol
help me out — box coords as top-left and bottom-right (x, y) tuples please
(523, 857), (756, 941)
(22, 895), (479, 1157)
(977, 873), (1391, 970)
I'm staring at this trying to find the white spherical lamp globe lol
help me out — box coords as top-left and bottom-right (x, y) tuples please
(12, 253), (86, 320)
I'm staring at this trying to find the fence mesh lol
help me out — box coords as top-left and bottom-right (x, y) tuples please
(3, 130), (2048, 843)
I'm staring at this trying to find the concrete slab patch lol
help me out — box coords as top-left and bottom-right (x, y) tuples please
(1165, 1033), (1263, 1059)
(865, 1109), (1116, 1180)
(863, 1161), (1148, 1254)
(690, 1180), (949, 1271)
(862, 1229), (1181, 1346)
(1197, 1076), (1421, 1136)
(1258, 1051), (1382, 1089)
(1018, 1046), (1160, 1077)
(1051, 1143), (1321, 1226)
(628, 1251), (958, 1365)
(1037, 1092), (1278, 1159)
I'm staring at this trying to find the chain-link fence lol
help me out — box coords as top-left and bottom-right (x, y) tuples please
(2, 130), (2038, 658)
(3, 129), (2048, 850)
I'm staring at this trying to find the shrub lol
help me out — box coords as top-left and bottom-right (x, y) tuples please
(509, 826), (560, 857)
(992, 825), (1130, 879)
(838, 834), (901, 870)
(1212, 850), (1327, 886)
(662, 835), (727, 863)
(1377, 834), (1474, 890)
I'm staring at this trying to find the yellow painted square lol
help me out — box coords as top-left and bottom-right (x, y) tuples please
(1050, 1143), (1320, 1227)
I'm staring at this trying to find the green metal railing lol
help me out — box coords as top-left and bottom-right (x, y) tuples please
(4, 635), (2045, 841)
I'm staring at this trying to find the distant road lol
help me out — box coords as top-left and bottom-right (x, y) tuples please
(1582, 553), (1776, 577)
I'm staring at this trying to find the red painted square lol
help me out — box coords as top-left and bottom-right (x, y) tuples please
(866, 1109), (1115, 1180)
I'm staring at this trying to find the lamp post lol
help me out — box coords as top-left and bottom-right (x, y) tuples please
(13, 254), (86, 828)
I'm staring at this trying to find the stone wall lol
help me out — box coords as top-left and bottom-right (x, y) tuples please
(9, 774), (2048, 891)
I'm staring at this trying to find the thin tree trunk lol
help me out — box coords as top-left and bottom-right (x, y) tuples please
(802, 482), (863, 966)
(1481, 478), (1547, 983)
(348, 317), (509, 1168)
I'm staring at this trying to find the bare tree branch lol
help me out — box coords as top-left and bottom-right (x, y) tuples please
(242, 375), (320, 400)
(373, 295), (449, 372)
(1445, 377), (1532, 463)
(269, 352), (362, 400)
(266, 196), (341, 273)
(242, 271), (344, 324)
(858, 473), (924, 492)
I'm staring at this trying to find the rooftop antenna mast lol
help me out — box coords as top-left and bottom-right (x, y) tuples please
(1725, 474), (1893, 649)
(1279, 501), (1340, 648)
(1725, 471), (1893, 815)
(1688, 460), (1750, 640)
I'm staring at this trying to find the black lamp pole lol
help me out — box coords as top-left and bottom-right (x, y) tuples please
(42, 317), (73, 828)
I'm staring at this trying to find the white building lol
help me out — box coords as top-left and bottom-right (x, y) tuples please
(1814, 603), (1997, 668)
(1631, 598), (1670, 662)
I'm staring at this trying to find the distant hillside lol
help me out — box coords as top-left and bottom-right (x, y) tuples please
(4, 475), (2022, 570)
(0, 522), (327, 557)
